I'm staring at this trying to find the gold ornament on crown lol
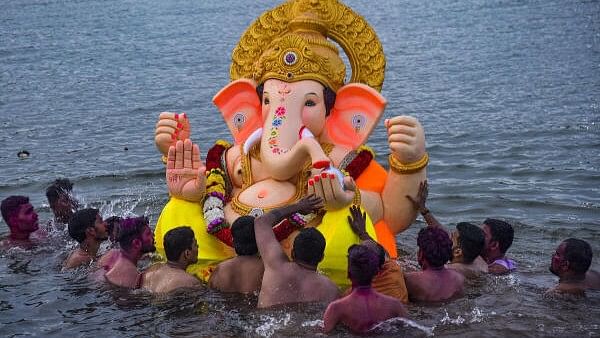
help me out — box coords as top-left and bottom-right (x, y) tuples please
(230, 0), (386, 92)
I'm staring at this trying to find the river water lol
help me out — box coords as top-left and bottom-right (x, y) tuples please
(1, 0), (599, 336)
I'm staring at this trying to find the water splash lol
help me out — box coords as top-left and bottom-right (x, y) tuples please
(254, 313), (292, 337)
(371, 317), (434, 336)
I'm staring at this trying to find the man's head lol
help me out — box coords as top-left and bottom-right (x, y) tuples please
(361, 239), (386, 269)
(231, 216), (258, 256)
(105, 216), (122, 243)
(452, 222), (485, 264)
(348, 244), (380, 287)
(46, 179), (77, 223)
(68, 208), (108, 244)
(1, 196), (39, 236)
(116, 216), (155, 254)
(164, 226), (198, 266)
(417, 226), (452, 269)
(550, 238), (593, 278)
(481, 218), (514, 263)
(292, 227), (326, 267)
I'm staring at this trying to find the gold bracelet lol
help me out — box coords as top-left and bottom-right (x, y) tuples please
(352, 188), (361, 206)
(389, 153), (429, 174)
(161, 155), (168, 164)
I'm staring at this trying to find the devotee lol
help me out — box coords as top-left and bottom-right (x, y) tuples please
(323, 244), (407, 334)
(254, 195), (339, 308)
(142, 226), (201, 293)
(101, 216), (155, 288)
(447, 222), (488, 277)
(549, 238), (599, 295)
(0, 195), (41, 248)
(406, 181), (487, 277)
(63, 208), (108, 269)
(347, 205), (408, 303)
(46, 178), (78, 224)
(404, 226), (464, 302)
(209, 216), (264, 293)
(481, 218), (516, 274)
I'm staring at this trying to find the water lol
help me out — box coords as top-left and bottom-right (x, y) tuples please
(1, 0), (599, 336)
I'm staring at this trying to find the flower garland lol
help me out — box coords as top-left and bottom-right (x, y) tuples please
(204, 141), (232, 244)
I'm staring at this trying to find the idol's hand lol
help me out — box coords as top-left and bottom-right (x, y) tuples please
(166, 139), (206, 202)
(385, 116), (426, 164)
(155, 112), (191, 157)
(308, 172), (356, 211)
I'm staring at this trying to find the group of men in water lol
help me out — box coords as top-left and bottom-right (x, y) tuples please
(1, 178), (598, 333)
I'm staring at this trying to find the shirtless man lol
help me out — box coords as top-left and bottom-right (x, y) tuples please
(404, 226), (464, 302)
(447, 222), (488, 277)
(255, 195), (339, 308)
(0, 195), (41, 249)
(481, 218), (516, 274)
(347, 205), (408, 303)
(323, 244), (407, 333)
(209, 216), (264, 293)
(142, 226), (201, 293)
(407, 181), (487, 277)
(549, 238), (599, 295)
(63, 208), (108, 269)
(101, 216), (155, 288)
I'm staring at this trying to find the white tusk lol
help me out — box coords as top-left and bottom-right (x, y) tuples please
(299, 126), (315, 139)
(243, 128), (263, 154)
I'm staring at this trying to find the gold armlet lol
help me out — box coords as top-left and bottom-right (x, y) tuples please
(161, 155), (168, 165)
(389, 153), (429, 174)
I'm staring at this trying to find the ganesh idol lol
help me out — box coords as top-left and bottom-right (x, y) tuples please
(152, 0), (428, 287)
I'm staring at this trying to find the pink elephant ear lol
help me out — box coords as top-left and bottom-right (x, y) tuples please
(212, 79), (262, 145)
(323, 83), (387, 149)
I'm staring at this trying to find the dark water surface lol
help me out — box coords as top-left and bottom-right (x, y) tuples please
(1, 0), (599, 336)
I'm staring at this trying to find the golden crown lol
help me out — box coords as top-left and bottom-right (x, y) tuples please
(230, 0), (386, 92)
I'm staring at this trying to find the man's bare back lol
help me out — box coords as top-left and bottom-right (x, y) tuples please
(209, 256), (264, 294)
(104, 253), (141, 288)
(254, 195), (339, 308)
(324, 288), (407, 333)
(447, 256), (488, 278)
(63, 249), (93, 270)
(142, 263), (201, 293)
(405, 268), (464, 302)
(259, 261), (339, 308)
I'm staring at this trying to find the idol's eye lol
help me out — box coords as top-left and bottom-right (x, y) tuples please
(264, 97), (270, 105)
(305, 99), (316, 107)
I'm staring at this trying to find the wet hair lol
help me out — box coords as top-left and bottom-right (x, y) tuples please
(563, 238), (593, 275)
(164, 226), (195, 262)
(68, 208), (99, 243)
(116, 216), (149, 250)
(256, 83), (337, 116)
(231, 216), (258, 256)
(292, 228), (326, 267)
(362, 240), (385, 268)
(417, 227), (452, 268)
(348, 244), (380, 286)
(1, 195), (29, 224)
(456, 222), (485, 263)
(484, 218), (514, 254)
(105, 216), (122, 239)
(45, 178), (73, 205)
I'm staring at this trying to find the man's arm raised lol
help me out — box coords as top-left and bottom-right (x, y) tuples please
(254, 195), (323, 269)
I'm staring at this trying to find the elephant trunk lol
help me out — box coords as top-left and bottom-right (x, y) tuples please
(259, 106), (329, 181)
